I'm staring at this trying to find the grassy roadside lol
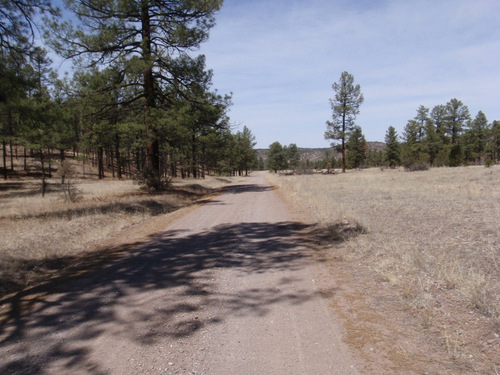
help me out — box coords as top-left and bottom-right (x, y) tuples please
(267, 166), (499, 374)
(0, 175), (240, 299)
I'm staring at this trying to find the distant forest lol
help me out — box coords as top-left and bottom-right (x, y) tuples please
(260, 100), (500, 172)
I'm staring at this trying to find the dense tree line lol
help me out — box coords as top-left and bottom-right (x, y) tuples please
(322, 70), (499, 171)
(266, 142), (300, 172)
(327, 96), (500, 170)
(386, 100), (499, 169)
(322, 99), (499, 171)
(0, 0), (258, 189)
(265, 134), (371, 173)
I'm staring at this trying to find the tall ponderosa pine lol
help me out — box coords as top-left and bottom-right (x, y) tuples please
(445, 98), (470, 166)
(445, 98), (470, 144)
(325, 71), (364, 173)
(46, 0), (223, 184)
(20, 48), (60, 194)
(431, 104), (448, 144)
(414, 105), (429, 141)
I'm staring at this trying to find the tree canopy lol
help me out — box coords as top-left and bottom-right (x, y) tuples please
(386, 98), (498, 169)
(45, 0), (224, 184)
(325, 71), (364, 173)
(1, 0), (259, 188)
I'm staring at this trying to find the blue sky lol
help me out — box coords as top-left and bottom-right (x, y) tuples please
(198, 0), (500, 148)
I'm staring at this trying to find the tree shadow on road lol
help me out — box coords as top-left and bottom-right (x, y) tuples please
(222, 183), (274, 194)
(0, 220), (339, 374)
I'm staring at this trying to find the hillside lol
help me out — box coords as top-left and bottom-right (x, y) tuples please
(256, 142), (385, 162)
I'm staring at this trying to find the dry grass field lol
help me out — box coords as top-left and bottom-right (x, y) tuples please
(1, 155), (498, 372)
(268, 166), (499, 374)
(0, 162), (240, 297)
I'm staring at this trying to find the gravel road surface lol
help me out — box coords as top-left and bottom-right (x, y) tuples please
(0, 172), (361, 374)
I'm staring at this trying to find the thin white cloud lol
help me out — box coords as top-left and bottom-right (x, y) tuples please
(200, 0), (500, 147)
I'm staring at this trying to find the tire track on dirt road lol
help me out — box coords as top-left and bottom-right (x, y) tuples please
(0, 172), (362, 374)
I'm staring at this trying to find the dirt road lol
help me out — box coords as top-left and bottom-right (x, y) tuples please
(0, 172), (362, 374)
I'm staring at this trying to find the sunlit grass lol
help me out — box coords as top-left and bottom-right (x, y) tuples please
(267, 166), (500, 321)
(0, 174), (240, 295)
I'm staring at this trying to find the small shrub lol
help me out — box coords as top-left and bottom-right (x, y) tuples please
(448, 144), (463, 167)
(433, 150), (449, 167)
(322, 220), (367, 242)
(136, 168), (171, 193)
(62, 181), (82, 202)
(58, 161), (81, 202)
(405, 163), (429, 172)
(296, 165), (314, 175)
(58, 160), (75, 184)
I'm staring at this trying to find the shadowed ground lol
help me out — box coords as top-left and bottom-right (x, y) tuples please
(0, 173), (359, 375)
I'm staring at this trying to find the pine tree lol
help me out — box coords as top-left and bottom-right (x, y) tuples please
(422, 118), (443, 166)
(485, 120), (500, 164)
(401, 120), (423, 167)
(267, 141), (285, 173)
(384, 126), (400, 168)
(414, 105), (429, 141)
(234, 126), (257, 176)
(445, 98), (470, 167)
(285, 143), (300, 171)
(0, 0), (56, 56)
(346, 126), (367, 169)
(0, 51), (30, 178)
(445, 98), (470, 144)
(464, 111), (488, 163)
(431, 104), (448, 145)
(46, 0), (223, 187)
(325, 71), (364, 173)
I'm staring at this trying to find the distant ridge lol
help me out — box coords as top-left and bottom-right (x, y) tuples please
(256, 142), (385, 162)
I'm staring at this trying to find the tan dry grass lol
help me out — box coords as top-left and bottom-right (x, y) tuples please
(268, 166), (500, 372)
(0, 175), (240, 295)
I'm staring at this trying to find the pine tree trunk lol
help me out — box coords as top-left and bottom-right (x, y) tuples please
(341, 113), (346, 173)
(8, 109), (14, 172)
(48, 149), (52, 177)
(9, 140), (14, 171)
(115, 134), (121, 179)
(341, 138), (346, 173)
(141, 1), (160, 177)
(110, 146), (115, 178)
(2, 139), (6, 180)
(98, 147), (104, 179)
(201, 142), (206, 179)
(40, 149), (47, 197)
